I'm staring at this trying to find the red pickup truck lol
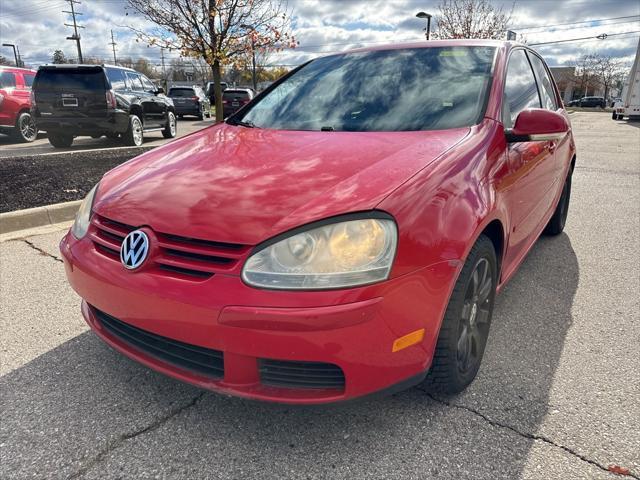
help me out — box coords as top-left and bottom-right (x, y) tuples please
(0, 66), (37, 142)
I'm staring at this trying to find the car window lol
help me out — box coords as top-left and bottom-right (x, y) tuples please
(223, 90), (250, 100)
(169, 88), (196, 97)
(23, 74), (35, 88)
(126, 72), (144, 91)
(238, 46), (496, 131)
(34, 69), (106, 91)
(503, 49), (541, 128)
(105, 67), (127, 91)
(140, 75), (156, 92)
(527, 53), (557, 110)
(0, 72), (17, 88)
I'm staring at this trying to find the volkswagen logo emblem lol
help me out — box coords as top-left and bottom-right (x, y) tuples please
(120, 230), (150, 270)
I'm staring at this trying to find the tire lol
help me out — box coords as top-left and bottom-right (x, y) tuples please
(544, 168), (572, 236)
(423, 235), (497, 394)
(198, 107), (205, 121)
(123, 115), (143, 146)
(612, 112), (620, 120)
(13, 111), (38, 143)
(162, 111), (177, 139)
(47, 132), (74, 148)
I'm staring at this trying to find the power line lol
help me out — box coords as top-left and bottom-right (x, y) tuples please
(63, 0), (84, 63)
(512, 14), (640, 31)
(530, 30), (640, 46)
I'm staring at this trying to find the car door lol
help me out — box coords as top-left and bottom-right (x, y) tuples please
(140, 74), (166, 125)
(500, 48), (556, 268)
(528, 51), (571, 193)
(125, 72), (157, 127)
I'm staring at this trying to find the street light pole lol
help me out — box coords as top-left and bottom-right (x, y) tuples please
(416, 12), (432, 40)
(2, 43), (19, 67)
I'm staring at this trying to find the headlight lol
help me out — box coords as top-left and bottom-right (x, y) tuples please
(242, 216), (397, 290)
(71, 184), (98, 239)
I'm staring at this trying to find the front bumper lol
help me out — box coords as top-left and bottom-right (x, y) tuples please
(60, 230), (458, 404)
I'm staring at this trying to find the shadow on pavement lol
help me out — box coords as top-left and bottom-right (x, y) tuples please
(1, 234), (579, 478)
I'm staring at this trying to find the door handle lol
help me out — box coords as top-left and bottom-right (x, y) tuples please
(548, 141), (557, 153)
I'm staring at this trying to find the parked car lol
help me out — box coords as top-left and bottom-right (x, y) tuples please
(567, 96), (605, 108)
(0, 66), (37, 142)
(168, 85), (210, 120)
(205, 81), (228, 106)
(222, 88), (254, 117)
(32, 64), (176, 148)
(60, 40), (575, 404)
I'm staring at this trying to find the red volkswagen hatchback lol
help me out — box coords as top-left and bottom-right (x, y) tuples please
(61, 40), (575, 404)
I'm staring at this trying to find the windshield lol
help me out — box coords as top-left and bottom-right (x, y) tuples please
(169, 88), (196, 97)
(34, 69), (106, 91)
(236, 46), (496, 131)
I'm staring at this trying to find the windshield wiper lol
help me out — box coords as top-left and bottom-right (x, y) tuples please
(229, 119), (257, 128)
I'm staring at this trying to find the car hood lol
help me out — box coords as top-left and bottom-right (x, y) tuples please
(95, 123), (469, 245)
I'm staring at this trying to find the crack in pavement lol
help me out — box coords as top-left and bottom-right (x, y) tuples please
(66, 392), (206, 479)
(418, 388), (638, 479)
(21, 239), (64, 263)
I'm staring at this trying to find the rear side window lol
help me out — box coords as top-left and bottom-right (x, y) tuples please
(527, 53), (557, 110)
(35, 69), (106, 91)
(105, 68), (127, 91)
(503, 49), (541, 128)
(125, 72), (144, 91)
(169, 88), (196, 97)
(23, 74), (35, 88)
(223, 90), (250, 100)
(0, 72), (17, 88)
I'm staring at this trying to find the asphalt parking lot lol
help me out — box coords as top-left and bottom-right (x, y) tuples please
(0, 116), (214, 158)
(1, 112), (638, 479)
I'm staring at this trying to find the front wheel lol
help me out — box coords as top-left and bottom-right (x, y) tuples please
(423, 235), (497, 394)
(13, 112), (38, 143)
(544, 169), (572, 236)
(162, 111), (177, 139)
(47, 132), (74, 148)
(123, 115), (143, 146)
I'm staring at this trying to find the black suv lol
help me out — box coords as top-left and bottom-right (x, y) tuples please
(32, 64), (176, 148)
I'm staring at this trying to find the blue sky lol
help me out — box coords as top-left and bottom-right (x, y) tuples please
(0, 0), (638, 69)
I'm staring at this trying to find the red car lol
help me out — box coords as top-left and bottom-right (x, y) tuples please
(0, 66), (37, 142)
(60, 40), (575, 404)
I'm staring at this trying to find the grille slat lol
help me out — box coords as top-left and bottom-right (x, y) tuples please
(90, 214), (248, 280)
(260, 359), (345, 390)
(93, 307), (224, 379)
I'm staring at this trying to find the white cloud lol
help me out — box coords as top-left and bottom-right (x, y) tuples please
(0, 0), (637, 70)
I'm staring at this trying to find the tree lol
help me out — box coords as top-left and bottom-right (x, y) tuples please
(126, 0), (296, 120)
(0, 55), (12, 66)
(592, 55), (626, 101)
(433, 0), (513, 39)
(52, 50), (68, 64)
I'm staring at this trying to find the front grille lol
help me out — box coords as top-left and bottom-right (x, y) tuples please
(89, 214), (249, 280)
(259, 359), (345, 390)
(93, 307), (224, 379)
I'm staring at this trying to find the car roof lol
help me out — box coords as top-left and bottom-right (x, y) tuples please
(0, 65), (37, 73)
(38, 63), (137, 73)
(338, 39), (514, 55)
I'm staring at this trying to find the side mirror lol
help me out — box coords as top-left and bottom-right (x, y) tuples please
(505, 108), (569, 143)
(155, 86), (165, 95)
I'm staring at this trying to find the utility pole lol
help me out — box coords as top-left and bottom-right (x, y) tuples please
(2, 43), (19, 67)
(160, 47), (167, 91)
(109, 30), (117, 64)
(64, 0), (84, 63)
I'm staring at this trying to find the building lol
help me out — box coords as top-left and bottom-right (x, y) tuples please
(550, 66), (605, 103)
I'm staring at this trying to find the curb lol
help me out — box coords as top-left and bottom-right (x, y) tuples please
(0, 200), (81, 235)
